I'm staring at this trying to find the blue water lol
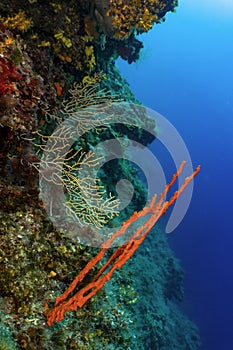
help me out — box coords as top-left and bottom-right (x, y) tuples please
(117, 1), (233, 349)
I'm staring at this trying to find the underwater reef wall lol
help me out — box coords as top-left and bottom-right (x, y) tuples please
(0, 1), (200, 349)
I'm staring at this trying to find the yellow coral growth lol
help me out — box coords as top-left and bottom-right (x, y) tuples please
(106, 0), (177, 39)
(0, 34), (14, 55)
(84, 45), (96, 71)
(137, 7), (158, 32)
(1, 11), (32, 32)
(54, 30), (72, 48)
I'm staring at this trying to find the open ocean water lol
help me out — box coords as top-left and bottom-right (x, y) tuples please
(118, 1), (233, 349)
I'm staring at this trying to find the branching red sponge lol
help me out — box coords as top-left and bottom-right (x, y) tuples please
(45, 161), (200, 326)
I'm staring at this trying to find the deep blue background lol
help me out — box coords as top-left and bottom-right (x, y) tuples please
(118, 1), (233, 349)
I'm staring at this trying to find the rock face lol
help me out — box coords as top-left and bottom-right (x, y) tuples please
(0, 1), (200, 349)
(131, 227), (201, 349)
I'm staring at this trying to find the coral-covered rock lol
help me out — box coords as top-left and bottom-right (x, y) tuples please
(94, 0), (178, 39)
